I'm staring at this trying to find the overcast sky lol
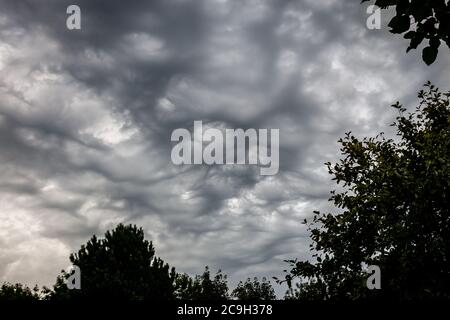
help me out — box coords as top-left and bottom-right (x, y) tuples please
(0, 0), (449, 296)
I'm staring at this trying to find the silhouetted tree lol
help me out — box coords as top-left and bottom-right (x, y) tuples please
(282, 83), (450, 299)
(0, 283), (40, 301)
(48, 224), (176, 300)
(362, 0), (450, 64)
(175, 267), (229, 300)
(231, 277), (276, 300)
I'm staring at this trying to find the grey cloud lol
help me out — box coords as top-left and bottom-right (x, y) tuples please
(0, 0), (449, 296)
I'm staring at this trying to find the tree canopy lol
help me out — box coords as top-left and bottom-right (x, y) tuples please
(362, 0), (450, 64)
(46, 225), (237, 300)
(175, 267), (229, 300)
(48, 224), (176, 300)
(0, 283), (40, 301)
(231, 277), (276, 300)
(283, 82), (450, 299)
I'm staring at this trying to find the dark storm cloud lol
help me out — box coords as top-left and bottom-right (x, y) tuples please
(0, 0), (449, 294)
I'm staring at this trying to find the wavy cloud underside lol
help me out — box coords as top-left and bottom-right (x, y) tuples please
(0, 0), (448, 294)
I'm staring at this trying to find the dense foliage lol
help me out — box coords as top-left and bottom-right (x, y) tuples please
(231, 277), (276, 300)
(362, 0), (450, 64)
(48, 224), (176, 300)
(0, 283), (40, 301)
(283, 83), (450, 299)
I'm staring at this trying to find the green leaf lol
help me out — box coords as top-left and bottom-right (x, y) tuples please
(422, 46), (438, 65)
(388, 15), (411, 34)
(407, 32), (425, 52)
(403, 31), (415, 39)
(375, 0), (397, 9)
(396, 0), (409, 15)
(430, 37), (441, 49)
